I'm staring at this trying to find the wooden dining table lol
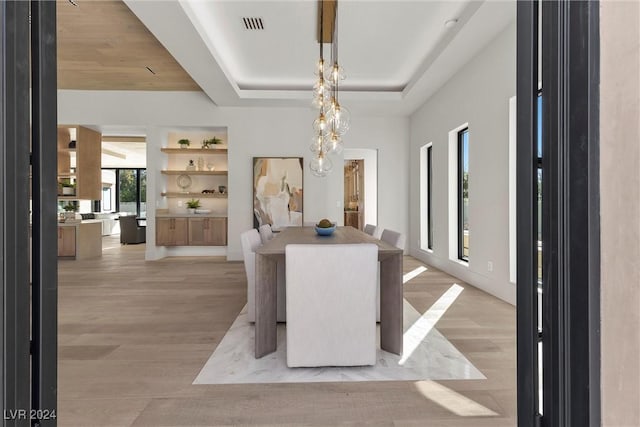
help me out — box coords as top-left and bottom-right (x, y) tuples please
(254, 226), (403, 358)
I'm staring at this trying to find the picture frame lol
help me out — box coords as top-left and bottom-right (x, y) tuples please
(253, 157), (304, 230)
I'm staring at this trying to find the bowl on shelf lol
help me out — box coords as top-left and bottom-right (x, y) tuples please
(195, 209), (212, 214)
(314, 223), (336, 236)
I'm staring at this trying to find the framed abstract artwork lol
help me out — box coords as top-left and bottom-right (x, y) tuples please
(253, 157), (303, 230)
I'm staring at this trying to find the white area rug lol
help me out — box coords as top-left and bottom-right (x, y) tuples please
(193, 299), (484, 384)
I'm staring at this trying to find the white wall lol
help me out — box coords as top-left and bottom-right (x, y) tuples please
(409, 22), (516, 304)
(58, 90), (408, 260)
(600, 1), (640, 424)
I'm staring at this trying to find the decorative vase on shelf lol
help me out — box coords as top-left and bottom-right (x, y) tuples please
(186, 160), (196, 171)
(197, 157), (205, 171)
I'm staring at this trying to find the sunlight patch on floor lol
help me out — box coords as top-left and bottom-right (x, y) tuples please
(414, 380), (498, 416)
(400, 283), (464, 365)
(403, 265), (428, 284)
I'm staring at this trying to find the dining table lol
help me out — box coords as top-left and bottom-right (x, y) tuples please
(254, 225), (403, 358)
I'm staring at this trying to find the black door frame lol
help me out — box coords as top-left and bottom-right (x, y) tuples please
(2, 1), (602, 426)
(1, 2), (33, 424)
(1, 2), (58, 426)
(31, 2), (59, 424)
(517, 1), (601, 426)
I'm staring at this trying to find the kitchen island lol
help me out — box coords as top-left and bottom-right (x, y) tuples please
(58, 219), (102, 259)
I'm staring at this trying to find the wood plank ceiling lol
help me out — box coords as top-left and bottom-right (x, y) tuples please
(57, 0), (201, 91)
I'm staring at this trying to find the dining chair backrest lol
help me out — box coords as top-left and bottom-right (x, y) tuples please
(380, 228), (406, 251)
(119, 215), (146, 244)
(240, 228), (262, 259)
(240, 229), (262, 322)
(285, 243), (378, 367)
(363, 224), (378, 237)
(258, 224), (274, 244)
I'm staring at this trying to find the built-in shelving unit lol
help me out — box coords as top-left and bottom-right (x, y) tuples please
(57, 125), (102, 200)
(159, 129), (229, 248)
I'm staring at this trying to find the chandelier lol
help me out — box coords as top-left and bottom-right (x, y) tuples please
(310, 0), (350, 177)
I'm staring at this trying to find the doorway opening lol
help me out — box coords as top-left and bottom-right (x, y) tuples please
(343, 149), (377, 231)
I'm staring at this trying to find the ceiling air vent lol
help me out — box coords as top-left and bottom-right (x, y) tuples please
(242, 17), (264, 30)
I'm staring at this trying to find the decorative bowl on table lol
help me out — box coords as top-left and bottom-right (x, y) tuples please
(315, 219), (336, 236)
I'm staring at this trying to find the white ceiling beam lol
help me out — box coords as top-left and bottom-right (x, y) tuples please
(102, 136), (146, 143)
(101, 148), (127, 160)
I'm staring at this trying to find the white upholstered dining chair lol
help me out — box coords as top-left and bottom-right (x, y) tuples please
(380, 228), (406, 251)
(363, 223), (378, 237)
(285, 243), (378, 367)
(240, 229), (261, 323)
(241, 228), (286, 322)
(258, 224), (274, 244)
(374, 228), (405, 322)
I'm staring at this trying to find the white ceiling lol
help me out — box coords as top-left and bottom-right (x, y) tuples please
(101, 141), (147, 168)
(123, 0), (515, 115)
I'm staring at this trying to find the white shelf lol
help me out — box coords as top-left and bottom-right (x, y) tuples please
(161, 148), (228, 154)
(161, 170), (228, 176)
(161, 192), (228, 198)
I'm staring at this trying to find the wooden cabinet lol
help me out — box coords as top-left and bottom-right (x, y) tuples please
(188, 217), (227, 246)
(57, 227), (76, 257)
(156, 216), (227, 246)
(58, 125), (102, 200)
(344, 211), (362, 230)
(156, 218), (189, 246)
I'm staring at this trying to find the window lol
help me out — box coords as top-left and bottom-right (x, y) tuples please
(102, 186), (112, 211)
(536, 92), (543, 415)
(536, 94), (543, 284)
(457, 128), (469, 261)
(420, 143), (434, 252)
(103, 168), (147, 217)
(427, 145), (434, 250)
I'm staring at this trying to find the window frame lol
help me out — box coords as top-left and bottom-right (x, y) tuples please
(457, 128), (469, 262)
(427, 144), (434, 250)
(102, 168), (147, 217)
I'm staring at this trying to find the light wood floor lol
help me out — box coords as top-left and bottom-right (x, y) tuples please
(58, 235), (516, 426)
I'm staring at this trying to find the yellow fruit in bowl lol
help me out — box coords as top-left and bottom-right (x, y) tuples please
(317, 218), (333, 228)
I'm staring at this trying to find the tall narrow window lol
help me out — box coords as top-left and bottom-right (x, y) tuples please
(105, 168), (147, 217)
(536, 92), (543, 416)
(536, 94), (543, 286)
(427, 145), (434, 250)
(458, 128), (469, 261)
(118, 169), (139, 216)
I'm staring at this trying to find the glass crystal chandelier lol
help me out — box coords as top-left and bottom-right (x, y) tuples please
(309, 0), (350, 177)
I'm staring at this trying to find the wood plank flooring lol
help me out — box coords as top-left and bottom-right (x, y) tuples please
(58, 235), (516, 426)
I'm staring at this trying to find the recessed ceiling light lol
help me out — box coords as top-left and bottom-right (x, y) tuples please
(445, 19), (458, 28)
